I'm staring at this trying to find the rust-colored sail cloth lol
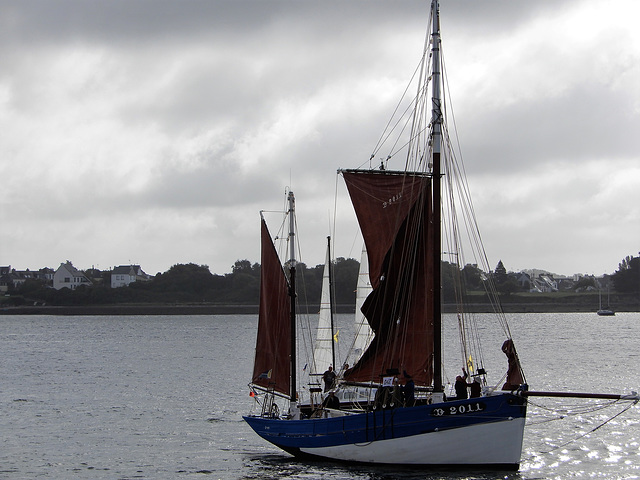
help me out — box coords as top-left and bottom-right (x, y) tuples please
(501, 339), (525, 390)
(342, 170), (434, 386)
(251, 219), (291, 396)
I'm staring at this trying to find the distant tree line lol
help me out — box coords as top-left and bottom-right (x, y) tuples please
(612, 254), (640, 295)
(7, 258), (361, 307)
(6, 252), (639, 307)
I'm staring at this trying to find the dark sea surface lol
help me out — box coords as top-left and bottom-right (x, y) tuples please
(1, 312), (638, 479)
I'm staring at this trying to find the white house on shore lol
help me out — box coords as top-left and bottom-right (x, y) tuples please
(111, 265), (151, 288)
(53, 261), (91, 290)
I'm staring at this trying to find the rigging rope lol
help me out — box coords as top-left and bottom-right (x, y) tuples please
(337, 3), (526, 389)
(524, 398), (638, 458)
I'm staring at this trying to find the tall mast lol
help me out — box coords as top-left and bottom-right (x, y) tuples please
(287, 191), (297, 404)
(430, 0), (443, 393)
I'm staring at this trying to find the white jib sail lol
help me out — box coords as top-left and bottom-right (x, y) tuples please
(313, 242), (334, 376)
(348, 245), (374, 367)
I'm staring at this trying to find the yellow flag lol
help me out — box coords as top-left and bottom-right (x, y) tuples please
(467, 355), (474, 372)
(333, 330), (339, 343)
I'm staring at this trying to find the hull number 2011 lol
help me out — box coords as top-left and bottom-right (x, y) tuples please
(431, 402), (485, 417)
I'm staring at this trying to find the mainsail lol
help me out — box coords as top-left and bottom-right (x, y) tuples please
(251, 217), (291, 396)
(342, 170), (434, 386)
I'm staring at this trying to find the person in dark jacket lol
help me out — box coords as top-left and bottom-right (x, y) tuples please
(322, 366), (336, 392)
(469, 377), (482, 398)
(454, 376), (467, 400)
(323, 391), (340, 409)
(403, 371), (415, 406)
(454, 368), (469, 400)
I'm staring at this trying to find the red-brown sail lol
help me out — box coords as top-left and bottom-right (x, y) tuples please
(251, 218), (291, 395)
(342, 170), (435, 386)
(501, 339), (525, 391)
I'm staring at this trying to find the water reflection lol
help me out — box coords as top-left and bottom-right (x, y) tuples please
(242, 453), (524, 480)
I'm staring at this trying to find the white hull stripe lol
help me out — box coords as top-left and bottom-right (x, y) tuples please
(299, 417), (526, 465)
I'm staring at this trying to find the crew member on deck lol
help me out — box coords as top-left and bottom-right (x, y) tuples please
(322, 366), (336, 392)
(469, 377), (482, 398)
(454, 368), (469, 400)
(403, 371), (415, 406)
(323, 391), (340, 409)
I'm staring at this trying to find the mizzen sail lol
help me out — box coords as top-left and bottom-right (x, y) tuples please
(251, 218), (291, 395)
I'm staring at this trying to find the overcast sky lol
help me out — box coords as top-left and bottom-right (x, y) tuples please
(2, 0), (639, 277)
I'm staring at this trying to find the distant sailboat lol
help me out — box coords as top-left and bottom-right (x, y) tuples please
(597, 287), (615, 316)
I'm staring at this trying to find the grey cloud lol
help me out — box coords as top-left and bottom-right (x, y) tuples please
(2, 0), (638, 276)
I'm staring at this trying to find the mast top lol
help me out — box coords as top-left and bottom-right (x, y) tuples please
(430, 0), (442, 157)
(287, 191), (296, 267)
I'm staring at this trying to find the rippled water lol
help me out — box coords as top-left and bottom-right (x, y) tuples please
(1, 313), (638, 479)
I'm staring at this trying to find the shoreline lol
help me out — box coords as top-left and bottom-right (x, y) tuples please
(2, 303), (638, 315)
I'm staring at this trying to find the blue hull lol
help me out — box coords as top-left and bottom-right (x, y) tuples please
(244, 393), (527, 467)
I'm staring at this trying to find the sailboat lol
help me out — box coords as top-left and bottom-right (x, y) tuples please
(597, 287), (615, 316)
(244, 0), (637, 469)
